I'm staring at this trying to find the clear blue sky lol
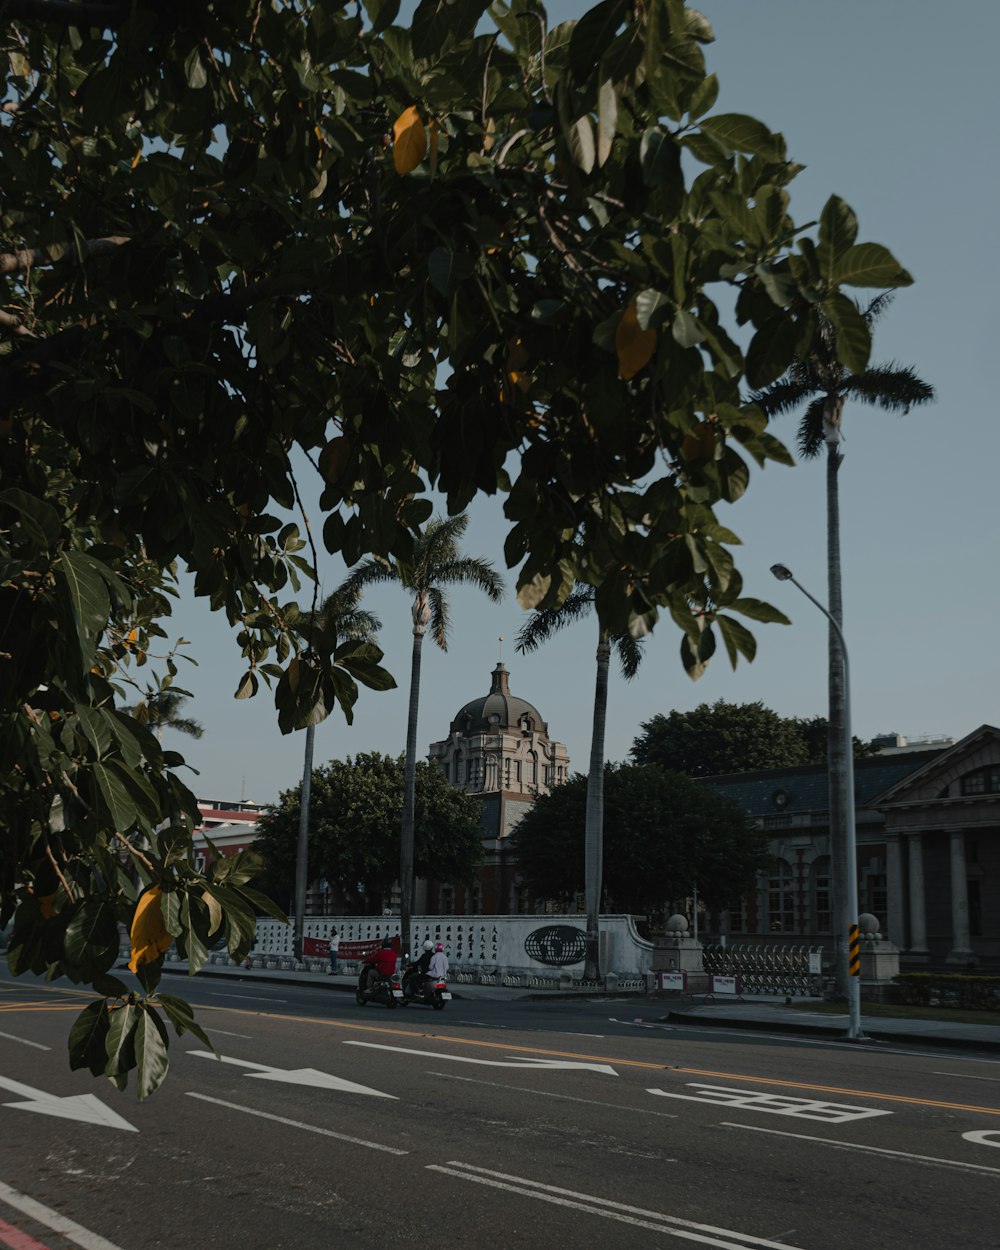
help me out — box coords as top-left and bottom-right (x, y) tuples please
(166, 2), (999, 804)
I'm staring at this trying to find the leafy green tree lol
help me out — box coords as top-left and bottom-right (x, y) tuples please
(751, 289), (933, 992)
(516, 589), (642, 979)
(631, 700), (883, 776)
(511, 763), (767, 917)
(344, 514), (502, 949)
(290, 581), (384, 958)
(254, 753), (483, 913)
(1, 0), (916, 1093)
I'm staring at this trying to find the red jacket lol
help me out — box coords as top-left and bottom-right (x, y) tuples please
(364, 948), (398, 977)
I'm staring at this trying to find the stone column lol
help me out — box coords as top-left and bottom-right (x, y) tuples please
(946, 830), (975, 964)
(885, 836), (905, 948)
(907, 834), (928, 954)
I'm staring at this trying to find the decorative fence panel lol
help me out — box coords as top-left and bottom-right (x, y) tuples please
(702, 944), (824, 996)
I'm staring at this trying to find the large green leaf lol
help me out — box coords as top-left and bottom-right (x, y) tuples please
(93, 761), (139, 830)
(745, 313), (800, 390)
(56, 552), (112, 663)
(64, 901), (118, 966)
(68, 1000), (110, 1076)
(699, 113), (781, 157)
(0, 488), (62, 548)
(104, 1003), (137, 1078)
(833, 243), (913, 288)
(569, 0), (627, 82)
(134, 1005), (170, 1100)
(818, 194), (858, 271)
(824, 293), (871, 374)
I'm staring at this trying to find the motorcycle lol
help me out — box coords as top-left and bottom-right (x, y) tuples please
(355, 965), (404, 1009)
(400, 956), (451, 1010)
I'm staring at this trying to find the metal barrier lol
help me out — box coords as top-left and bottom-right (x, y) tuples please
(701, 943), (824, 996)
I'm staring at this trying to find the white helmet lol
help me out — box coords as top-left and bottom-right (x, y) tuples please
(423, 940), (434, 951)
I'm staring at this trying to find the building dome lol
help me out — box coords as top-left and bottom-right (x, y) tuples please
(449, 663), (549, 736)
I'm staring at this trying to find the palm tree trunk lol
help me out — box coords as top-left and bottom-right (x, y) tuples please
(584, 633), (611, 981)
(292, 722), (315, 963)
(400, 596), (429, 954)
(825, 400), (849, 998)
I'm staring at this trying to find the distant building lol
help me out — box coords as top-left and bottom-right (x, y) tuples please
(703, 724), (1000, 969)
(192, 799), (263, 871)
(425, 661), (570, 914)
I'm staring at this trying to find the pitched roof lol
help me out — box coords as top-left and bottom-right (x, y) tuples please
(702, 749), (944, 817)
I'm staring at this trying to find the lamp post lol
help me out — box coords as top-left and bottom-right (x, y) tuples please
(770, 563), (865, 1041)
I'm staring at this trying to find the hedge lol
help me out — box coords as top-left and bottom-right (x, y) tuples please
(889, 974), (1000, 1012)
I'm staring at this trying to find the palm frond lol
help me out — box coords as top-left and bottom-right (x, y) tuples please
(613, 632), (644, 681)
(417, 513), (470, 573)
(842, 365), (935, 413)
(430, 556), (505, 602)
(515, 589), (595, 652)
(748, 378), (817, 418)
(862, 292), (895, 328)
(797, 395), (829, 459)
(427, 586), (450, 650)
(340, 556), (405, 594)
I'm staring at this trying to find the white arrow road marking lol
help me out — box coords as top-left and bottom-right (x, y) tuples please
(963, 1130), (1000, 1148)
(428, 1162), (803, 1249)
(186, 1050), (396, 1098)
(648, 1083), (889, 1123)
(343, 1040), (617, 1076)
(0, 1075), (137, 1132)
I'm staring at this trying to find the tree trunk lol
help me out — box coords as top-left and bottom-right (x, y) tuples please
(584, 633), (611, 981)
(825, 397), (849, 997)
(400, 595), (429, 956)
(292, 723), (316, 962)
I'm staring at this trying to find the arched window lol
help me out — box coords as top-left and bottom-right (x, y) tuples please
(767, 859), (795, 933)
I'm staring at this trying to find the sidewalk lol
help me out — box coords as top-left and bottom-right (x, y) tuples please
(156, 961), (1000, 1051)
(662, 999), (1000, 1053)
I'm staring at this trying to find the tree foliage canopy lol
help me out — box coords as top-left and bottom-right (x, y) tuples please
(630, 699), (883, 776)
(511, 762), (767, 914)
(1, 0), (914, 1094)
(253, 752), (483, 911)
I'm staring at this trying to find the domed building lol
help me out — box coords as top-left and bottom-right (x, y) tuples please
(425, 660), (570, 914)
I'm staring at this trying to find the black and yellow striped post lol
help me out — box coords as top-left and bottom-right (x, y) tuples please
(848, 924), (860, 978)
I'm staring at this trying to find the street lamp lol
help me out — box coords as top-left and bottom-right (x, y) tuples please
(770, 563), (866, 1041)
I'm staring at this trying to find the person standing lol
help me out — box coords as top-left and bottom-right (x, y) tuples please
(327, 928), (340, 976)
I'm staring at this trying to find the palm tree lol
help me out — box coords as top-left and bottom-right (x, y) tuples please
(516, 589), (643, 980)
(751, 295), (933, 994)
(291, 580), (382, 960)
(344, 514), (504, 950)
(133, 690), (204, 743)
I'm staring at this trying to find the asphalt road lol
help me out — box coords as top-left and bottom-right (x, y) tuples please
(1, 968), (999, 1250)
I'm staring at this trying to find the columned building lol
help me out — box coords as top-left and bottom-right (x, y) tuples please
(426, 661), (570, 915)
(704, 724), (1000, 970)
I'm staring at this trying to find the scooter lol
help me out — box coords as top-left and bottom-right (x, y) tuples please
(355, 965), (404, 1009)
(400, 958), (451, 1010)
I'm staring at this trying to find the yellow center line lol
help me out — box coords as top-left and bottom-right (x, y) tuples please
(192, 1003), (1000, 1118)
(0, 1004), (91, 1012)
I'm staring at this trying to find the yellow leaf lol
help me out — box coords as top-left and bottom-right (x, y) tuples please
(393, 105), (427, 175)
(681, 421), (719, 462)
(615, 304), (657, 380)
(130, 149), (142, 170)
(39, 893), (58, 919)
(201, 889), (223, 938)
(128, 885), (173, 973)
(318, 435), (350, 484)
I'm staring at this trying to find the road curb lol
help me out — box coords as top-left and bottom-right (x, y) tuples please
(664, 1010), (1000, 1053)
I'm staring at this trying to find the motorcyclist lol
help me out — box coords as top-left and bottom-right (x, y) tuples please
(427, 941), (449, 989)
(360, 937), (398, 993)
(404, 940), (435, 1000)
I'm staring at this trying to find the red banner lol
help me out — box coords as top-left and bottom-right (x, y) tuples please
(302, 935), (401, 960)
